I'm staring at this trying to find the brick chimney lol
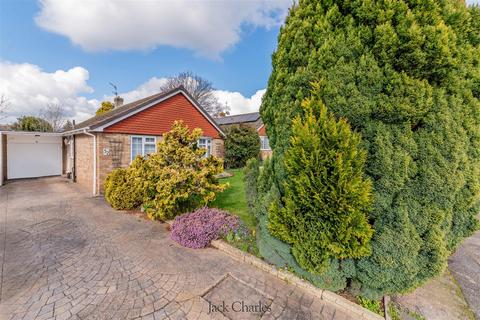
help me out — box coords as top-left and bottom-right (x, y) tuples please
(114, 96), (124, 108)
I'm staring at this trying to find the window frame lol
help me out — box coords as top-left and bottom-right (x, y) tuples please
(197, 137), (212, 157)
(130, 135), (157, 162)
(260, 135), (270, 151)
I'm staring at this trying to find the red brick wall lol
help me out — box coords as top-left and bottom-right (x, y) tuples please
(104, 93), (221, 138)
(258, 125), (267, 136)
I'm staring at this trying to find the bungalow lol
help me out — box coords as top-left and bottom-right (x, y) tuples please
(215, 112), (272, 160)
(0, 86), (225, 195)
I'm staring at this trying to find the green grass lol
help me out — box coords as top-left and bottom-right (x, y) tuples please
(211, 168), (256, 230)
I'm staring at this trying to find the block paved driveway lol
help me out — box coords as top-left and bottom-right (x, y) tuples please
(0, 177), (355, 320)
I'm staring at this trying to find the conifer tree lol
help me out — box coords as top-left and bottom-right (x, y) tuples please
(268, 98), (373, 273)
(260, 0), (480, 297)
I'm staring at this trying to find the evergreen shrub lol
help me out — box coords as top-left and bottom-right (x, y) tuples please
(268, 98), (374, 273)
(104, 121), (227, 220)
(104, 166), (142, 210)
(224, 125), (260, 168)
(259, 0), (480, 297)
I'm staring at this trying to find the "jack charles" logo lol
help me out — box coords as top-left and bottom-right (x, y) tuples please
(208, 300), (272, 314)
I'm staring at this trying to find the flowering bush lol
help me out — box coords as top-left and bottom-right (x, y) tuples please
(171, 208), (240, 248)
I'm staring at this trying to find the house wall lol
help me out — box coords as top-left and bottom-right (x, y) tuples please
(260, 150), (272, 160)
(94, 133), (224, 194)
(62, 139), (67, 175)
(97, 133), (132, 193)
(212, 139), (224, 158)
(74, 134), (94, 193)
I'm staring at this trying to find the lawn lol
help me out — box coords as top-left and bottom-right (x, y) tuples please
(211, 168), (256, 230)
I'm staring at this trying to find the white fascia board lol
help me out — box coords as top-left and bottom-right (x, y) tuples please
(61, 128), (91, 136)
(2, 131), (63, 136)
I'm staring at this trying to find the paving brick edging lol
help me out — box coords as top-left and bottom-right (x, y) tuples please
(211, 239), (385, 320)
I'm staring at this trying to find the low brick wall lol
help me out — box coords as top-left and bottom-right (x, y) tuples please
(211, 239), (385, 320)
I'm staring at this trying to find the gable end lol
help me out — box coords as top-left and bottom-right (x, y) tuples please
(102, 93), (223, 138)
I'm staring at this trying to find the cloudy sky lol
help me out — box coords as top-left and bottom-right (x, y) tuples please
(0, 0), (291, 123)
(0, 0), (479, 124)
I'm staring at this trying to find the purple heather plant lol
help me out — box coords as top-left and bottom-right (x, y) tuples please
(171, 207), (240, 249)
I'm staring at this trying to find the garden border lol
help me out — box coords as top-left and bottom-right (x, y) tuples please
(166, 218), (384, 320)
(211, 239), (385, 320)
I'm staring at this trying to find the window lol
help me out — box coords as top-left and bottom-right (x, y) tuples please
(197, 138), (212, 157)
(260, 136), (270, 150)
(131, 136), (156, 161)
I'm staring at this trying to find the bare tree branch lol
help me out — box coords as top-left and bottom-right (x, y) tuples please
(159, 71), (229, 116)
(40, 103), (67, 132)
(0, 95), (9, 120)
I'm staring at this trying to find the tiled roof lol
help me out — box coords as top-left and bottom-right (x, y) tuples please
(74, 91), (173, 130)
(215, 112), (260, 125)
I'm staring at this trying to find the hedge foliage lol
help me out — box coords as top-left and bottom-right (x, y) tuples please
(268, 98), (373, 273)
(104, 121), (227, 220)
(259, 0), (480, 298)
(224, 125), (260, 168)
(244, 157), (260, 211)
(12, 116), (53, 132)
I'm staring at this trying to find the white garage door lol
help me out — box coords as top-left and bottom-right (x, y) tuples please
(7, 134), (62, 179)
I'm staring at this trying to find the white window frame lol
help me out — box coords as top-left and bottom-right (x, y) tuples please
(260, 136), (270, 151)
(197, 137), (212, 157)
(130, 135), (157, 162)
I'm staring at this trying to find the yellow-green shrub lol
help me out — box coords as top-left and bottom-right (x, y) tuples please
(104, 167), (142, 210)
(142, 121), (227, 220)
(104, 121), (227, 220)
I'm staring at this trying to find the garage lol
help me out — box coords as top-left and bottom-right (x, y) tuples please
(0, 131), (63, 183)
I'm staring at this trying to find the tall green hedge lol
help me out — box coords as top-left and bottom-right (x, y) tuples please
(260, 0), (480, 298)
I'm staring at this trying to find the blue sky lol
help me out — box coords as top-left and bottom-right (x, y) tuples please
(0, 0), (291, 123)
(1, 0), (479, 123)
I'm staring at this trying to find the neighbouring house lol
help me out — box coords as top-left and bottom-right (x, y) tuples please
(0, 86), (225, 195)
(0, 124), (12, 131)
(215, 112), (272, 160)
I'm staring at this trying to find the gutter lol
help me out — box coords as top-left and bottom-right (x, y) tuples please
(62, 127), (90, 136)
(83, 130), (97, 196)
